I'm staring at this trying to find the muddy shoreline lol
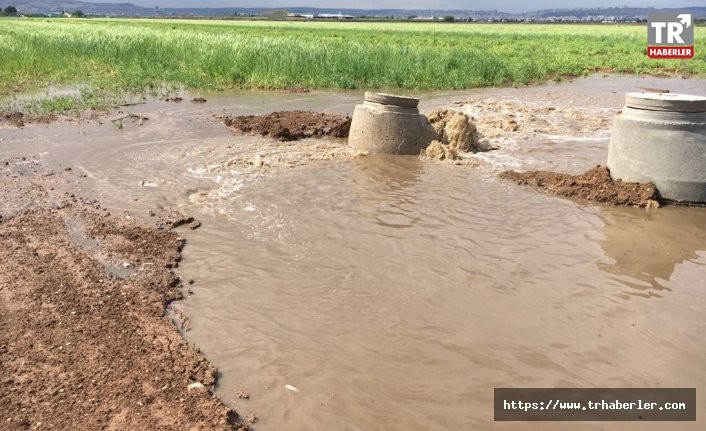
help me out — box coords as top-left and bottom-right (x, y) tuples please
(0, 109), (137, 129)
(0, 159), (251, 430)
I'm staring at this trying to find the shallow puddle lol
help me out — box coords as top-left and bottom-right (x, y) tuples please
(1, 75), (705, 430)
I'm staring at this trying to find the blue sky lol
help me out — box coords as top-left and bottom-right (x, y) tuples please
(90, 1), (706, 13)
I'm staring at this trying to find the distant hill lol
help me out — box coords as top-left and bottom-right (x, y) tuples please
(5, 1), (506, 17)
(8, 0), (150, 15)
(4, 0), (706, 19)
(528, 6), (706, 19)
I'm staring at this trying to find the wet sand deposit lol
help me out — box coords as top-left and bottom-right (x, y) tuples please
(424, 109), (480, 160)
(500, 166), (661, 208)
(224, 110), (351, 141)
(0, 161), (249, 430)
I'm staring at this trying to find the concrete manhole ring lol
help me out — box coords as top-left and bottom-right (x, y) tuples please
(364, 92), (420, 108)
(625, 92), (706, 113)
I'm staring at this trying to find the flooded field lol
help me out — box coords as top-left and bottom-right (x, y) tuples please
(1, 76), (705, 430)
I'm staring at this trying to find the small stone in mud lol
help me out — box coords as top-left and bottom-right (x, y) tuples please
(165, 97), (184, 103)
(187, 382), (206, 390)
(191, 97), (207, 104)
(235, 389), (250, 399)
(499, 165), (661, 208)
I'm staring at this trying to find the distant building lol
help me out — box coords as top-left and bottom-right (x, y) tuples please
(286, 13), (314, 19)
(316, 12), (354, 20)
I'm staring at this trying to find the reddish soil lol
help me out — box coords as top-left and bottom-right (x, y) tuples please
(224, 110), (352, 141)
(0, 160), (251, 430)
(500, 165), (661, 208)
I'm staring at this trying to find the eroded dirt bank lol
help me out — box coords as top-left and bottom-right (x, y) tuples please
(223, 110), (351, 141)
(0, 159), (249, 430)
(500, 165), (661, 208)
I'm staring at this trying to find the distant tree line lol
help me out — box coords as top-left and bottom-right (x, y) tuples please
(1, 5), (18, 16)
(0, 6), (86, 17)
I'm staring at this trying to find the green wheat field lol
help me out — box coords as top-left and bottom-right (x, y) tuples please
(1, 18), (704, 113)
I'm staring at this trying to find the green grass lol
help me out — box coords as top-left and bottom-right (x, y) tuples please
(1, 18), (705, 114)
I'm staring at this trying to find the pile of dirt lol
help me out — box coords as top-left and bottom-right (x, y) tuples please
(224, 110), (352, 141)
(423, 109), (478, 160)
(500, 165), (661, 208)
(0, 162), (251, 430)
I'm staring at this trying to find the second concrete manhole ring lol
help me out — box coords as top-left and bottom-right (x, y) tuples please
(625, 92), (706, 113)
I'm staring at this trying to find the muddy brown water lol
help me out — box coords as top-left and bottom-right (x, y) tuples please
(2, 76), (706, 430)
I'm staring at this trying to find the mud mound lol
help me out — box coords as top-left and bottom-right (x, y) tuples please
(0, 163), (249, 430)
(423, 110), (478, 160)
(500, 166), (661, 208)
(224, 111), (351, 141)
